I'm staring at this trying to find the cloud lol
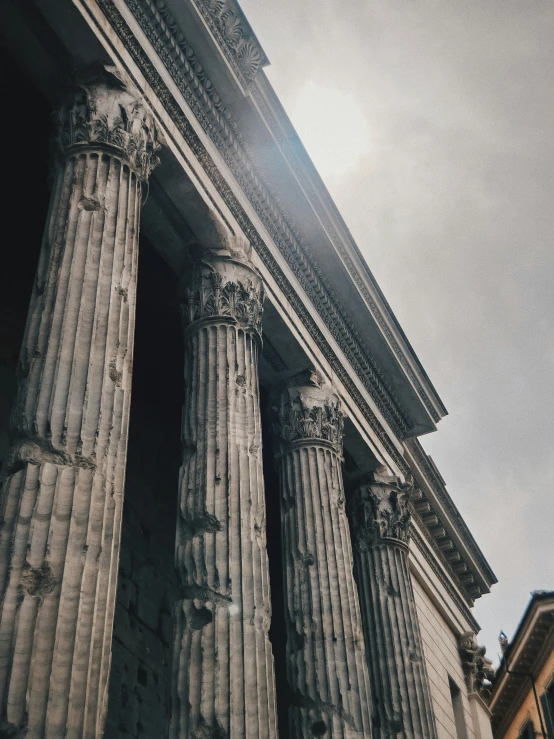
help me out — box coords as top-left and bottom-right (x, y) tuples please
(288, 82), (371, 179)
(242, 0), (554, 653)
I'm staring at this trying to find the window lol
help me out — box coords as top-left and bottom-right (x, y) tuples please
(518, 721), (535, 739)
(541, 680), (554, 738)
(449, 677), (468, 739)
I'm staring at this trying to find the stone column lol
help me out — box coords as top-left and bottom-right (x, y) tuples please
(273, 371), (373, 738)
(171, 255), (277, 738)
(0, 68), (159, 738)
(348, 468), (438, 738)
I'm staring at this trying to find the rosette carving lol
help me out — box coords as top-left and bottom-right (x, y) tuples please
(237, 41), (264, 79)
(53, 65), (160, 180)
(221, 9), (243, 47)
(274, 370), (344, 454)
(182, 257), (264, 338)
(349, 467), (413, 549)
(198, 0), (267, 82)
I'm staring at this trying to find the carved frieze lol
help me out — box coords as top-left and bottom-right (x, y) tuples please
(459, 632), (495, 699)
(349, 468), (413, 549)
(182, 257), (264, 338)
(53, 65), (160, 180)
(274, 370), (345, 455)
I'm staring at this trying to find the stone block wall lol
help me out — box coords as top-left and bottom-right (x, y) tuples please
(104, 240), (184, 738)
(413, 577), (475, 739)
(105, 417), (181, 738)
(0, 50), (48, 474)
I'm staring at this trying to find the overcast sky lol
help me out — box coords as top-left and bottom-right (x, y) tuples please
(240, 0), (554, 658)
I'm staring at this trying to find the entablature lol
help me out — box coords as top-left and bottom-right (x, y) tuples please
(409, 522), (481, 637)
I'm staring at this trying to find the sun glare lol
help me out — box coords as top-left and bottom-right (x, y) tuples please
(289, 81), (371, 181)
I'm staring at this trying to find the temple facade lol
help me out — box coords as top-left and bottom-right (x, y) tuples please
(0, 1), (497, 737)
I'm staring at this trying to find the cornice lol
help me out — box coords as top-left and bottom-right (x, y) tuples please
(405, 438), (497, 595)
(120, 1), (442, 438)
(410, 525), (478, 630)
(119, 0), (414, 441)
(410, 499), (481, 608)
(410, 496), (483, 606)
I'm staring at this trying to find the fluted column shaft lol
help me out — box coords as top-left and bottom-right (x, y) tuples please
(274, 373), (372, 738)
(171, 256), (277, 738)
(0, 69), (159, 739)
(348, 471), (438, 738)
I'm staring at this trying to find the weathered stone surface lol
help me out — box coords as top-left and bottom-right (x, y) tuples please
(102, 246), (185, 737)
(458, 632), (494, 699)
(273, 370), (373, 738)
(0, 68), (158, 738)
(171, 255), (277, 738)
(348, 468), (438, 738)
(107, 475), (177, 739)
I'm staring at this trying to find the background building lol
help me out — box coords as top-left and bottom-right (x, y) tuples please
(0, 1), (496, 737)
(490, 591), (554, 739)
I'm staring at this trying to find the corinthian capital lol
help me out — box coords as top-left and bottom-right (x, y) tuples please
(181, 256), (264, 339)
(349, 466), (412, 549)
(273, 370), (344, 455)
(458, 632), (495, 699)
(53, 65), (160, 180)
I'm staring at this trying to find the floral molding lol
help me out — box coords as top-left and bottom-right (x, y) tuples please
(194, 0), (269, 85)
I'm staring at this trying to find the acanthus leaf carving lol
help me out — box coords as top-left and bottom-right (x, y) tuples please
(274, 371), (345, 455)
(349, 468), (413, 549)
(182, 257), (264, 339)
(53, 65), (160, 180)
